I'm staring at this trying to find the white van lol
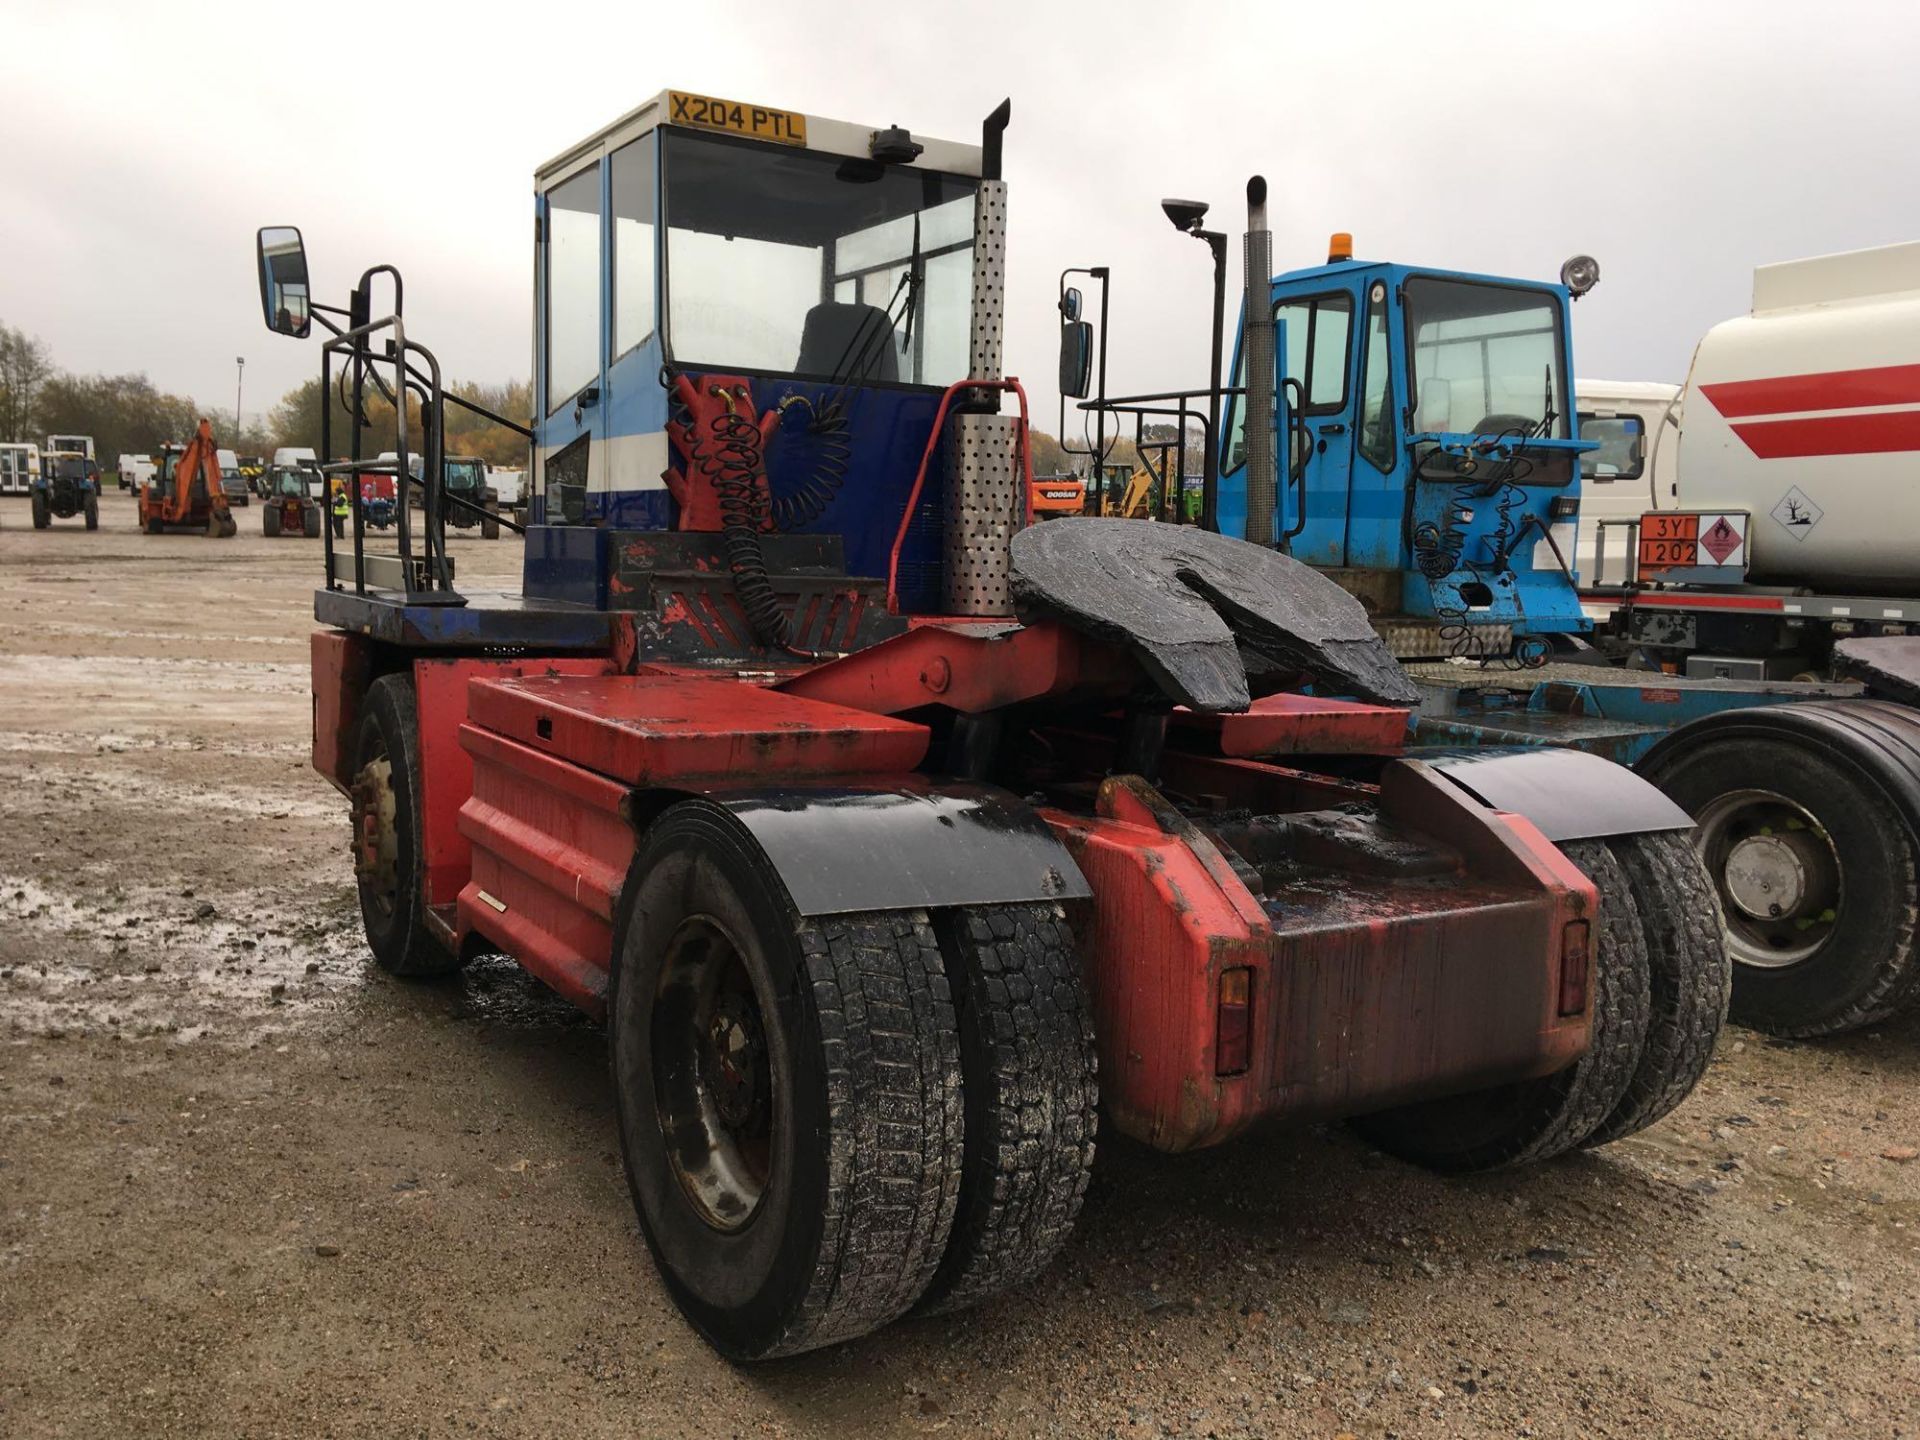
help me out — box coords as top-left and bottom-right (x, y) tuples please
(117, 453), (156, 491)
(1575, 380), (1680, 586)
(0, 442), (40, 496)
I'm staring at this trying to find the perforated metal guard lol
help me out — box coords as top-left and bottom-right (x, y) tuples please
(968, 180), (1007, 381)
(944, 413), (1019, 615)
(940, 178), (1015, 615)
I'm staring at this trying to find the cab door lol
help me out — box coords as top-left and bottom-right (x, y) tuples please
(535, 151), (606, 526)
(1271, 288), (1359, 566)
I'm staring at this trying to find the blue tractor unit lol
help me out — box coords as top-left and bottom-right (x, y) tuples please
(1218, 245), (1596, 660)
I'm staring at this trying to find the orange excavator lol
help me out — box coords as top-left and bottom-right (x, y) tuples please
(140, 418), (237, 537)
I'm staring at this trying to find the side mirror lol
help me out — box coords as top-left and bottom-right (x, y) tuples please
(1059, 319), (1093, 400)
(257, 226), (312, 338)
(1060, 286), (1082, 322)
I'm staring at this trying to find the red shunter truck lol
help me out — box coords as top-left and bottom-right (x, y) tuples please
(257, 90), (1727, 1360)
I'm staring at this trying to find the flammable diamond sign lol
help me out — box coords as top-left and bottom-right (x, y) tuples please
(1701, 514), (1743, 565)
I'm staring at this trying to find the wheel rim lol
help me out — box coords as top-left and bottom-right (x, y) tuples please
(1693, 788), (1841, 968)
(350, 753), (401, 922)
(652, 916), (775, 1233)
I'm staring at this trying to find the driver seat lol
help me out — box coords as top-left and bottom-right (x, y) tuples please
(795, 302), (899, 383)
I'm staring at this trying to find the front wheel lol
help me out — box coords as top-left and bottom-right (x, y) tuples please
(31, 492), (50, 529)
(610, 801), (964, 1360)
(350, 673), (463, 978)
(84, 494), (98, 530)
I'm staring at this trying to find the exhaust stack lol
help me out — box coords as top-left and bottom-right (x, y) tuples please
(1241, 175), (1277, 547)
(943, 99), (1018, 616)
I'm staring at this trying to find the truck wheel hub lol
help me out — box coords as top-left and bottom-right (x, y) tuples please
(654, 917), (773, 1232)
(1724, 833), (1808, 919)
(1695, 788), (1840, 969)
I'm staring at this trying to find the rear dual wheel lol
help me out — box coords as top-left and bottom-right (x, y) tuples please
(610, 803), (1098, 1357)
(1353, 833), (1729, 1171)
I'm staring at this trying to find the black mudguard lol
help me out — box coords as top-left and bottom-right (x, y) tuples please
(708, 782), (1092, 918)
(1424, 746), (1693, 843)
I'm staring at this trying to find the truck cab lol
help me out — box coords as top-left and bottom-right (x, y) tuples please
(525, 91), (990, 613)
(1217, 248), (1595, 655)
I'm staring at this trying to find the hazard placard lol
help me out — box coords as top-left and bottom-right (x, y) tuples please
(1637, 511), (1749, 583)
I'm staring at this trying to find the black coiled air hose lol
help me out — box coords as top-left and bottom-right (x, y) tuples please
(692, 391), (795, 653)
(768, 394), (851, 532)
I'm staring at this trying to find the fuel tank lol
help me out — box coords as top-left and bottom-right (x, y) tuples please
(1676, 242), (1920, 592)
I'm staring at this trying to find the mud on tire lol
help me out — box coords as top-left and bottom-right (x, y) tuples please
(918, 903), (1098, 1316)
(351, 673), (463, 978)
(611, 801), (964, 1360)
(1350, 840), (1652, 1172)
(1583, 832), (1731, 1147)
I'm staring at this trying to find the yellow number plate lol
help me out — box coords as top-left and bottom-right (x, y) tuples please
(667, 91), (807, 146)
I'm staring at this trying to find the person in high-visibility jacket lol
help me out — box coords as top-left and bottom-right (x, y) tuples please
(329, 478), (349, 538)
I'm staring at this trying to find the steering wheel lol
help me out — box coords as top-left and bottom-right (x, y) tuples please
(1473, 414), (1536, 438)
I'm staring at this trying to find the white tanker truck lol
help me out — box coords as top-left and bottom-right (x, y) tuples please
(1597, 240), (1920, 677)
(1545, 241), (1920, 1039)
(1429, 243), (1920, 1039)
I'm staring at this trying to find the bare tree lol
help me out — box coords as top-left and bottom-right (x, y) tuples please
(0, 323), (54, 442)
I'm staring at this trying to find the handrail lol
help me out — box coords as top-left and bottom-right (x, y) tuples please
(885, 378), (1034, 614)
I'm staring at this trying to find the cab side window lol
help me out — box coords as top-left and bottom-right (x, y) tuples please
(1274, 294), (1353, 415)
(544, 165), (602, 415)
(1223, 291), (1355, 474)
(1356, 282), (1394, 473)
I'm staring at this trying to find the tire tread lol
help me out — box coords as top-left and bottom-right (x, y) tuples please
(774, 909), (963, 1355)
(1586, 832), (1731, 1145)
(920, 903), (1098, 1315)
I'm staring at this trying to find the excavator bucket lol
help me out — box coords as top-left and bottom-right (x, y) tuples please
(1010, 518), (1418, 710)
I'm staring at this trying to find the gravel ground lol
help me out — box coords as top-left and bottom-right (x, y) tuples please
(2, 491), (1918, 1438)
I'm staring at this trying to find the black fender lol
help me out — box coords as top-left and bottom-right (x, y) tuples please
(658, 781), (1092, 918)
(1423, 746), (1693, 843)
(1640, 699), (1920, 841)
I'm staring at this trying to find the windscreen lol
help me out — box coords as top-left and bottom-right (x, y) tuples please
(445, 459), (485, 492)
(49, 455), (87, 480)
(661, 130), (978, 387)
(1404, 277), (1569, 438)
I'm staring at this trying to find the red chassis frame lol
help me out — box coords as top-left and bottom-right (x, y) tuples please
(311, 616), (1596, 1154)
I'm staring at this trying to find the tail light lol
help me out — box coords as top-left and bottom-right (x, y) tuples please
(1215, 966), (1253, 1076)
(1558, 919), (1591, 1017)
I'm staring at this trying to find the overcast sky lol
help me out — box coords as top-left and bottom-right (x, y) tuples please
(5, 0), (1918, 437)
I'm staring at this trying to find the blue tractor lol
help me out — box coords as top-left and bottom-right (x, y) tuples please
(31, 450), (101, 530)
